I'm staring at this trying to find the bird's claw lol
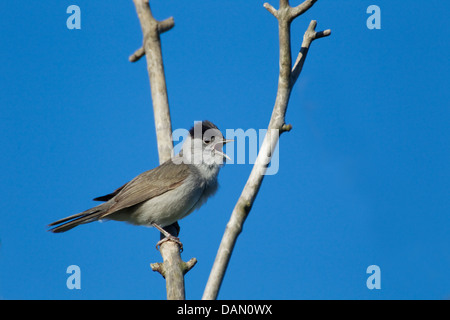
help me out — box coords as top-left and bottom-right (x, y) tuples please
(156, 235), (183, 253)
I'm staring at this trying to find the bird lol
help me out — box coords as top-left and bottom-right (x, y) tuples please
(48, 120), (232, 248)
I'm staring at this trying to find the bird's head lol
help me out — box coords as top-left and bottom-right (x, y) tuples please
(180, 120), (232, 168)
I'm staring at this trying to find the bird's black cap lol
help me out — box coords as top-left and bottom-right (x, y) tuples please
(188, 120), (220, 139)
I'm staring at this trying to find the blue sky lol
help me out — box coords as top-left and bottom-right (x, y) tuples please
(1, 0), (449, 299)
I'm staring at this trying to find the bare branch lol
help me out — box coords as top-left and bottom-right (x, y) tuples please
(290, 0), (318, 19)
(132, 0), (174, 163)
(280, 0), (290, 8)
(265, 0), (319, 21)
(150, 262), (164, 276)
(158, 17), (175, 34)
(281, 123), (293, 133)
(129, 46), (145, 62)
(132, 0), (195, 300)
(202, 0), (330, 300)
(128, 17), (174, 63)
(183, 258), (198, 274)
(263, 3), (277, 17)
(291, 20), (331, 84)
(151, 241), (190, 299)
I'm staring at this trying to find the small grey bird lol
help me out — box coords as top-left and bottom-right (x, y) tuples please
(48, 121), (232, 247)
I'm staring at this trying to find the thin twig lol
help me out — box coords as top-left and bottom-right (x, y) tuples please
(129, 47), (145, 62)
(291, 20), (331, 84)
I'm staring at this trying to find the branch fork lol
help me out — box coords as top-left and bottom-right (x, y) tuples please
(202, 0), (330, 300)
(264, 0), (317, 22)
(129, 17), (174, 63)
(150, 241), (197, 299)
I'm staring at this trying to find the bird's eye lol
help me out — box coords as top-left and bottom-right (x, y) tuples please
(204, 136), (215, 144)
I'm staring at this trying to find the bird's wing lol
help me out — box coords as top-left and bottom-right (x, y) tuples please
(99, 160), (192, 218)
(92, 182), (128, 202)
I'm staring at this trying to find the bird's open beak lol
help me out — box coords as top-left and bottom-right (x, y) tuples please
(214, 139), (233, 161)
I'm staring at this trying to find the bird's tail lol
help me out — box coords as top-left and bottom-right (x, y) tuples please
(48, 203), (109, 233)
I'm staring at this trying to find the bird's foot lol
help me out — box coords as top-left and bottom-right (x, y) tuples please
(152, 222), (183, 253)
(155, 235), (183, 253)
